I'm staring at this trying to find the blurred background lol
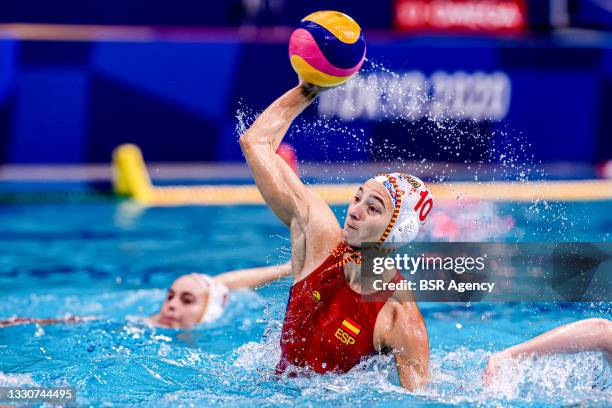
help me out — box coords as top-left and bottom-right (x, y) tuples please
(0, 0), (611, 182)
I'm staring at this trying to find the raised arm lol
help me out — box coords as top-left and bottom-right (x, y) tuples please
(484, 318), (612, 386)
(382, 302), (430, 391)
(213, 262), (292, 290)
(239, 84), (325, 227)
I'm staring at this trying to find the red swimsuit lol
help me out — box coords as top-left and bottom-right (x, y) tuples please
(277, 243), (401, 374)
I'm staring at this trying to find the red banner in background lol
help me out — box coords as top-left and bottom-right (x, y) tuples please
(394, 0), (527, 32)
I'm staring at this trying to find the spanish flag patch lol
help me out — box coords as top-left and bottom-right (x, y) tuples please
(341, 317), (361, 337)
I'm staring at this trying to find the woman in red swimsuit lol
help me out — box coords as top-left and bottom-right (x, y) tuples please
(239, 83), (433, 391)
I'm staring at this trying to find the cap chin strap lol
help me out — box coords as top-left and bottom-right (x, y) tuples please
(324, 241), (362, 272)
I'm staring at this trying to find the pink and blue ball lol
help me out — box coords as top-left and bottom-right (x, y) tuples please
(289, 11), (366, 87)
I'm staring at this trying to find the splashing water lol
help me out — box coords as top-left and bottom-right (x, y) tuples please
(235, 58), (583, 242)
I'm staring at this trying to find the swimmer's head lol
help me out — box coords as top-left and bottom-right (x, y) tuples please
(343, 173), (433, 248)
(155, 274), (229, 329)
(156, 274), (210, 328)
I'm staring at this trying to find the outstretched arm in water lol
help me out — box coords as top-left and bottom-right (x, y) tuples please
(484, 318), (612, 386)
(0, 316), (97, 328)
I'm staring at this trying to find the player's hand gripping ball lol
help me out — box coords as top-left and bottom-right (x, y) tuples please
(289, 10), (366, 87)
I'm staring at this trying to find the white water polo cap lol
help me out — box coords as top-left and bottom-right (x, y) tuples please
(372, 173), (434, 248)
(188, 274), (230, 323)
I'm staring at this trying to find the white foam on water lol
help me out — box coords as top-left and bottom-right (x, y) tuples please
(233, 332), (282, 372)
(419, 347), (612, 405)
(485, 352), (611, 401)
(231, 338), (611, 406)
(0, 372), (38, 387)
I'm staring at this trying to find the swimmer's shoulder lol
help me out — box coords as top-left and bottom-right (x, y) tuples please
(290, 189), (340, 241)
(302, 189), (341, 231)
(295, 230), (344, 276)
(291, 192), (342, 278)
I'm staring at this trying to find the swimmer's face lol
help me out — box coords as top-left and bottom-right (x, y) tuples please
(157, 276), (208, 328)
(343, 179), (394, 247)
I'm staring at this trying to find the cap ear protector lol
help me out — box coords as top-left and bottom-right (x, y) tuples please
(372, 173), (433, 249)
(387, 216), (420, 244)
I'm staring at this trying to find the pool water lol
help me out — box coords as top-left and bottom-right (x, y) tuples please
(0, 201), (610, 407)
